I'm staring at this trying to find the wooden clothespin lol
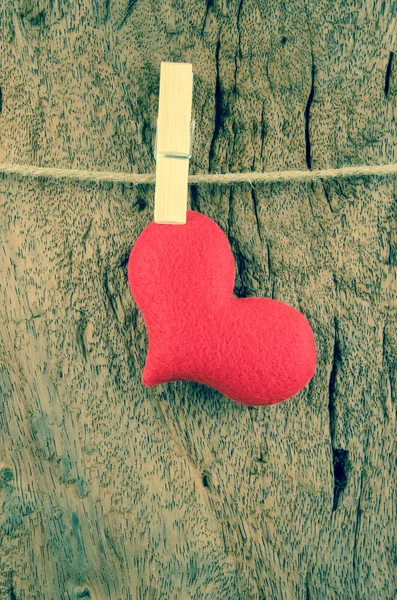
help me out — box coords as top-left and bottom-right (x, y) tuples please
(154, 62), (194, 224)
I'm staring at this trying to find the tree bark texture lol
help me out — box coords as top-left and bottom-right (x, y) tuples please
(0, 1), (397, 599)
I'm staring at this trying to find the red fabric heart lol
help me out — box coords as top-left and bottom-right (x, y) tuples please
(128, 210), (316, 406)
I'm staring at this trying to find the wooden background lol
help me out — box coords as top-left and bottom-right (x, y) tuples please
(1, 1), (397, 598)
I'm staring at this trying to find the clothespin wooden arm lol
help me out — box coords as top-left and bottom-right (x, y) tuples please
(154, 62), (194, 224)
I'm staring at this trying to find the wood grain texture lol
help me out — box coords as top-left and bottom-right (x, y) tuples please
(0, 1), (396, 598)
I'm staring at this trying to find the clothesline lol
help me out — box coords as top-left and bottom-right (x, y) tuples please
(0, 160), (397, 185)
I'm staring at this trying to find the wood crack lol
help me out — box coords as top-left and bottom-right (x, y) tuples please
(329, 315), (350, 511)
(201, 0), (214, 36)
(266, 240), (271, 280)
(209, 35), (222, 171)
(385, 51), (394, 98)
(75, 317), (88, 362)
(304, 52), (315, 169)
(305, 570), (311, 600)
(9, 574), (17, 600)
(234, 0), (243, 92)
(332, 448), (349, 511)
(117, 0), (138, 30)
(103, 268), (118, 321)
(328, 316), (338, 444)
(251, 187), (262, 242)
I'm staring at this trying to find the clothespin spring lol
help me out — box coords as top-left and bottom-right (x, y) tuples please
(154, 118), (195, 161)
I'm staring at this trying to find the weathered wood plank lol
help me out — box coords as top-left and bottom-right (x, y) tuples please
(0, 1), (396, 598)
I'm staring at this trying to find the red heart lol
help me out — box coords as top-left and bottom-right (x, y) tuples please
(128, 210), (316, 406)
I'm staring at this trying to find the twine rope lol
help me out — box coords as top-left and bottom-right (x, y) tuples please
(1, 160), (397, 185)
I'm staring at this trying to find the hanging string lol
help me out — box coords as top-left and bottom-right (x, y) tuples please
(0, 160), (397, 185)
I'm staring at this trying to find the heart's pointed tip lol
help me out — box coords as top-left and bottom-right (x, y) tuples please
(141, 367), (157, 387)
(142, 374), (159, 387)
(142, 362), (170, 387)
